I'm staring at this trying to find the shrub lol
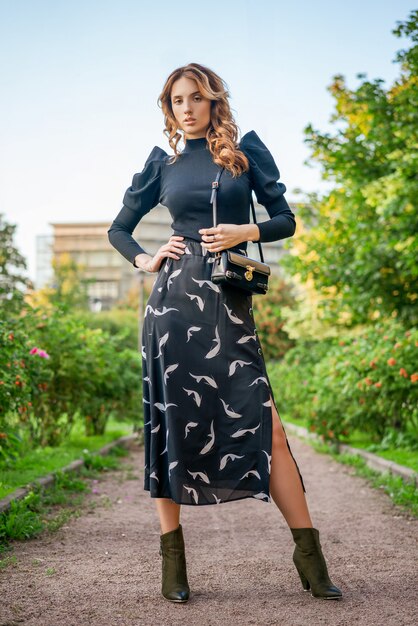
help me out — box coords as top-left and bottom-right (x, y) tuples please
(74, 309), (139, 352)
(0, 305), (142, 458)
(252, 274), (297, 360)
(27, 307), (142, 443)
(270, 319), (417, 443)
(268, 337), (336, 421)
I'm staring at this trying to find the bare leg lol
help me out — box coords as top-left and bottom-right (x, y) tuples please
(155, 498), (181, 534)
(268, 394), (314, 529)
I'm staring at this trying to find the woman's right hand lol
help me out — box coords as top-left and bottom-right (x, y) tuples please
(134, 235), (186, 272)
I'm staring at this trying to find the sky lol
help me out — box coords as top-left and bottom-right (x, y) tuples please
(0, 0), (414, 282)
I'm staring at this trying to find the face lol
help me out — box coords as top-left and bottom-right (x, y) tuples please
(170, 76), (211, 140)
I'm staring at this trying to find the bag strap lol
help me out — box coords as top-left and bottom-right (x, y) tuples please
(210, 167), (265, 263)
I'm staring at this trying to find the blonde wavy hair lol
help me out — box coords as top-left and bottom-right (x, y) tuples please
(157, 62), (249, 178)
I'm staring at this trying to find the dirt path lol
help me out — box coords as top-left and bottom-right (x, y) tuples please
(1, 435), (417, 626)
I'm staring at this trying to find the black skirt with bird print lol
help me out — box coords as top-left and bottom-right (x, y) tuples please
(141, 237), (306, 505)
(108, 130), (307, 506)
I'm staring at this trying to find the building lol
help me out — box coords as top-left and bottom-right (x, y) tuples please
(50, 221), (123, 310)
(44, 200), (297, 310)
(35, 233), (54, 290)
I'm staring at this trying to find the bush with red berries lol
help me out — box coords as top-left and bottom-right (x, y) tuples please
(269, 319), (417, 444)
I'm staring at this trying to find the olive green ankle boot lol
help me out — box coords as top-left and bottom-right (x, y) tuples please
(159, 523), (190, 602)
(290, 527), (342, 599)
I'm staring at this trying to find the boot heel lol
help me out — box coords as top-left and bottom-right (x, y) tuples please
(295, 564), (310, 591)
(290, 527), (342, 600)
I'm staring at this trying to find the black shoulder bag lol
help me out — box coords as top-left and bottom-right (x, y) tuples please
(209, 167), (271, 295)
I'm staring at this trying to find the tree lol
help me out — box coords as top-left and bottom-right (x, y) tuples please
(283, 10), (418, 327)
(28, 253), (92, 313)
(0, 213), (33, 316)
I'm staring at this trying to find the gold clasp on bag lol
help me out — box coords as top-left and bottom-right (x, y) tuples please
(245, 265), (255, 281)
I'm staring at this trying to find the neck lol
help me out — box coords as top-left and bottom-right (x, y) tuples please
(183, 136), (208, 153)
(185, 133), (206, 140)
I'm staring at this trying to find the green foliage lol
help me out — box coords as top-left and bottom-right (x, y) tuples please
(0, 213), (33, 315)
(74, 308), (139, 351)
(46, 253), (91, 312)
(270, 319), (417, 443)
(0, 316), (33, 420)
(50, 470), (88, 493)
(81, 449), (121, 471)
(252, 274), (297, 360)
(269, 337), (335, 419)
(29, 308), (134, 441)
(0, 420), (132, 499)
(31, 306), (141, 443)
(365, 429), (418, 453)
(0, 498), (44, 541)
(0, 305), (142, 460)
(0, 444), (127, 556)
(283, 10), (418, 327)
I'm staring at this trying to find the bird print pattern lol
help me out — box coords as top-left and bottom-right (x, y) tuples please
(142, 237), (306, 505)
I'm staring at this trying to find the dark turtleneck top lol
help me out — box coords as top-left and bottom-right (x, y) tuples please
(108, 130), (296, 267)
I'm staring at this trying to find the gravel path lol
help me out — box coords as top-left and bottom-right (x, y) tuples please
(1, 435), (417, 626)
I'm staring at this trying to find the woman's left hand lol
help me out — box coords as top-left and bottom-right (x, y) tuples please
(199, 224), (257, 252)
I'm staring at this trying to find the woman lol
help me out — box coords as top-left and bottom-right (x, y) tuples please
(107, 62), (342, 603)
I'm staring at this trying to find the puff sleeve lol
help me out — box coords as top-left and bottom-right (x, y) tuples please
(107, 145), (168, 266)
(239, 130), (296, 242)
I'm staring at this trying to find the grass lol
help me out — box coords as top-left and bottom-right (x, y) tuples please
(280, 414), (418, 472)
(284, 429), (418, 518)
(343, 435), (418, 472)
(279, 409), (418, 517)
(280, 413), (310, 430)
(0, 417), (134, 500)
(314, 440), (418, 517)
(0, 444), (129, 566)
